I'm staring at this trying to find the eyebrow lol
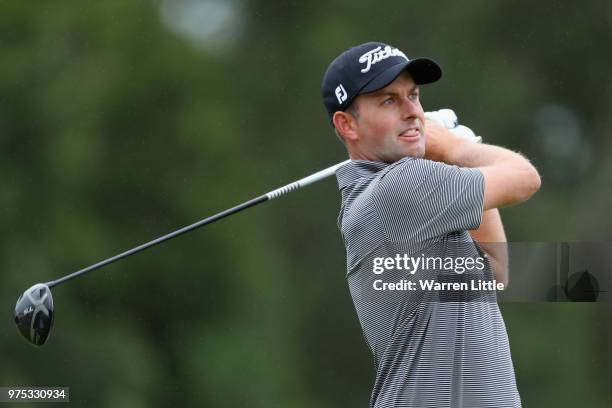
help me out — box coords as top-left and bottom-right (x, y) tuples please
(377, 86), (419, 98)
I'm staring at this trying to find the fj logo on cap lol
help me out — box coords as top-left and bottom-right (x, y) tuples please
(335, 84), (348, 104)
(359, 45), (408, 73)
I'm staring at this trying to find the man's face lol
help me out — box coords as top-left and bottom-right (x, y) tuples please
(349, 71), (426, 163)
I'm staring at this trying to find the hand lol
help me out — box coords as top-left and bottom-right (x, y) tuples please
(452, 125), (482, 143)
(424, 108), (482, 143)
(424, 108), (458, 129)
(423, 119), (464, 163)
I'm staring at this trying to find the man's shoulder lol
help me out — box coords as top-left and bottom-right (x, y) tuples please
(375, 156), (458, 190)
(337, 157), (481, 201)
(383, 155), (467, 175)
(371, 157), (484, 216)
(380, 156), (432, 176)
(378, 156), (483, 186)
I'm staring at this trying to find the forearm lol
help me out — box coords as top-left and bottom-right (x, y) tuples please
(470, 209), (509, 286)
(424, 121), (519, 167)
(436, 136), (531, 172)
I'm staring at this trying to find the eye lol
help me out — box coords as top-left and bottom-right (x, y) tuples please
(382, 97), (394, 105)
(409, 91), (419, 101)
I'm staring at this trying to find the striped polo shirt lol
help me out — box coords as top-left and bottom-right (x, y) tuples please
(336, 157), (521, 408)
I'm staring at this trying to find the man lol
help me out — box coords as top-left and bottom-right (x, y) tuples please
(321, 42), (540, 407)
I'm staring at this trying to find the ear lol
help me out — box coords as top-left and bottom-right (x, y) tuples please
(332, 111), (359, 142)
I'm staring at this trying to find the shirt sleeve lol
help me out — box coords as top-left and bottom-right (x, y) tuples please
(371, 157), (484, 242)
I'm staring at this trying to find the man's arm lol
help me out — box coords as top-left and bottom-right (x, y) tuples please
(424, 121), (541, 210)
(424, 120), (538, 286)
(469, 209), (509, 286)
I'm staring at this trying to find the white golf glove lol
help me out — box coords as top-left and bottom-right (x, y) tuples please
(424, 108), (482, 143)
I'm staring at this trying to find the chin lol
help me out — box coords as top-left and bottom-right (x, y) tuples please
(412, 150), (425, 159)
(401, 149), (425, 160)
(380, 147), (424, 163)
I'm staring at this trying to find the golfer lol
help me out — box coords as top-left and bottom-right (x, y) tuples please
(322, 42), (540, 407)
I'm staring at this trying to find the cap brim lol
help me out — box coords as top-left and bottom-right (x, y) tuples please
(361, 57), (442, 94)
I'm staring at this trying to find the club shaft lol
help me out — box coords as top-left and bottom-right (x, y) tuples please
(46, 159), (350, 288)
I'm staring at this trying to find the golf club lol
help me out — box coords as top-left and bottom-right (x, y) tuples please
(15, 159), (350, 346)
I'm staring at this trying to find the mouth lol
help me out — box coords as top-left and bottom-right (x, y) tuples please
(398, 127), (421, 141)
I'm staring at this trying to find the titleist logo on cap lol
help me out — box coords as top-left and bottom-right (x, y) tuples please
(359, 45), (409, 73)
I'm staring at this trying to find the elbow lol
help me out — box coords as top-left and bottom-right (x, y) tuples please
(489, 257), (509, 288)
(481, 158), (541, 210)
(492, 264), (509, 288)
(518, 163), (541, 203)
(526, 164), (542, 198)
(495, 262), (509, 289)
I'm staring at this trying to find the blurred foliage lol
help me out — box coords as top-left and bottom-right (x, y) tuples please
(1, 0), (611, 407)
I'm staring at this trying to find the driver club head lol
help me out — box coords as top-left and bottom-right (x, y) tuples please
(15, 283), (54, 346)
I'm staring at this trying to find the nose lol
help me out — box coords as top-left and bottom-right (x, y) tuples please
(400, 96), (421, 120)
